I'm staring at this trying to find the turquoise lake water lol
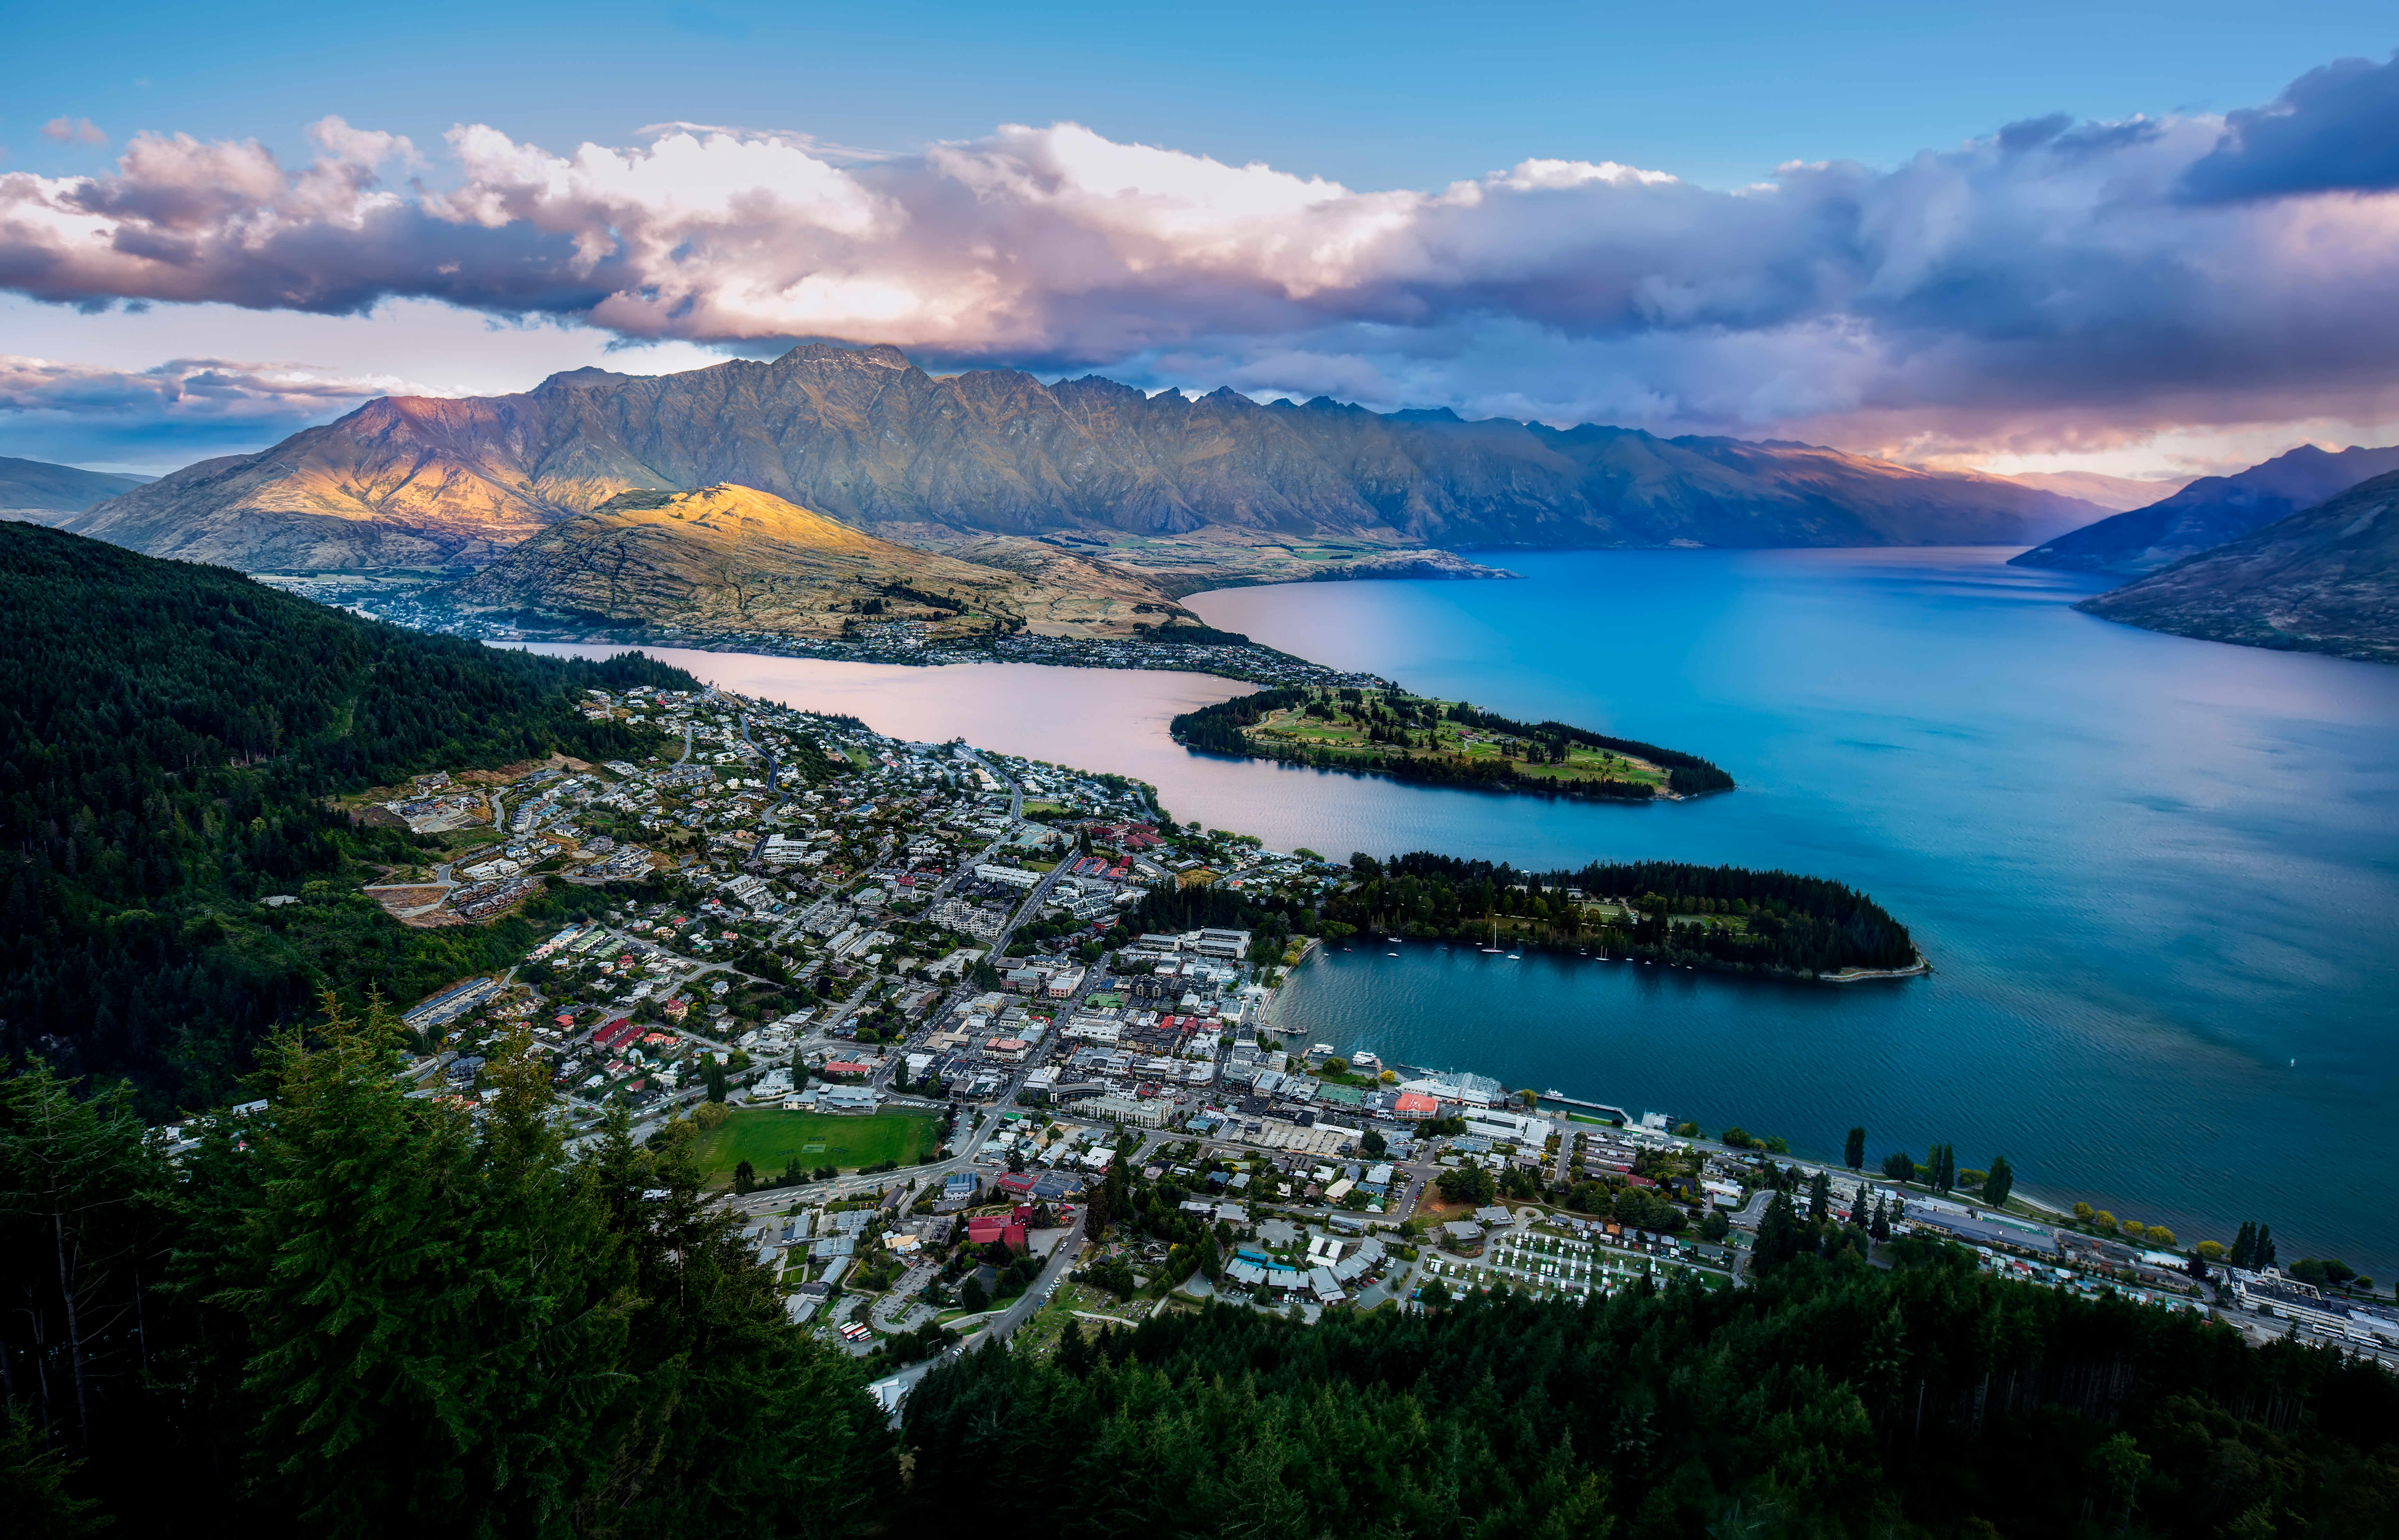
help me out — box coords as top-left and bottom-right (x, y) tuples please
(534, 546), (2399, 1276)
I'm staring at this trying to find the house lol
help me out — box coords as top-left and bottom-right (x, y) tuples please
(1393, 1091), (1441, 1120)
(994, 1171), (1039, 1199)
(1440, 1220), (1486, 1254)
(943, 1171), (980, 1202)
(965, 1215), (1027, 1253)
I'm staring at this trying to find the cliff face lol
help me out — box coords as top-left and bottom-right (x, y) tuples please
(2076, 470), (2399, 662)
(68, 343), (2103, 572)
(442, 484), (1186, 640)
(2011, 444), (2399, 576)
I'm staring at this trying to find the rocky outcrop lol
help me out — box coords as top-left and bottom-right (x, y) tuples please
(69, 344), (2103, 573)
(2076, 470), (2399, 662)
(2012, 444), (2399, 576)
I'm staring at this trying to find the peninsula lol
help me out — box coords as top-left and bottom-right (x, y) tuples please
(1171, 686), (1736, 800)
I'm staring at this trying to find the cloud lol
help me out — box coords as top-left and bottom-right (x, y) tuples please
(0, 353), (418, 466)
(41, 117), (107, 146)
(1, 66), (2397, 455)
(2180, 51), (2399, 202)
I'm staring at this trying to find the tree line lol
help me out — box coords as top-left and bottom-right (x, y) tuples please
(1339, 851), (1920, 976)
(0, 523), (698, 1111)
(0, 1001), (895, 1536)
(903, 1241), (2396, 1539)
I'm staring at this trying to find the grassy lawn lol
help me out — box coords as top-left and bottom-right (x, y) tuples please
(691, 1108), (941, 1183)
(1250, 702), (1665, 788)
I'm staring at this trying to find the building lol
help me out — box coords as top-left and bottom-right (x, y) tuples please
(1082, 1093), (1167, 1129)
(1393, 1091), (1441, 1120)
(404, 976), (499, 1032)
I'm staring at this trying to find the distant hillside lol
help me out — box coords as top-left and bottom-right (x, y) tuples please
(444, 483), (1190, 639)
(0, 455), (153, 523)
(2077, 469), (2399, 662)
(2012, 444), (2399, 575)
(1990, 469), (2191, 513)
(0, 520), (694, 1102)
(65, 343), (2102, 574)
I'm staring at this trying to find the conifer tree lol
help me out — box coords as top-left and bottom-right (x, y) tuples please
(1982, 1154), (2014, 1209)
(1808, 1168), (1831, 1225)
(2231, 1221), (2256, 1268)
(1844, 1126), (1866, 1169)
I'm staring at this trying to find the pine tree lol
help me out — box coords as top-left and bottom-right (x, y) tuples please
(1808, 1168), (1831, 1225)
(2231, 1221), (2256, 1269)
(1983, 1154), (2014, 1209)
(2255, 1224), (2276, 1268)
(1869, 1196), (1891, 1242)
(1753, 1191), (1802, 1271)
(1844, 1126), (1866, 1170)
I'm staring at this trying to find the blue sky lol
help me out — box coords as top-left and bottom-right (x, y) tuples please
(6, 2), (2399, 475)
(12, 0), (2390, 191)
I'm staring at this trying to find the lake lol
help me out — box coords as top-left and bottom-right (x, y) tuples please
(533, 546), (2399, 1277)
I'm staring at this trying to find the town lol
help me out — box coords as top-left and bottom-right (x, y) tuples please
(202, 679), (2398, 1414)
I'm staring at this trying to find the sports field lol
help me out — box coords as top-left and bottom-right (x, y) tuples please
(692, 1108), (941, 1183)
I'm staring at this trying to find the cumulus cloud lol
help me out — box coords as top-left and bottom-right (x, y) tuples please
(2180, 51), (2399, 201)
(2, 63), (2397, 453)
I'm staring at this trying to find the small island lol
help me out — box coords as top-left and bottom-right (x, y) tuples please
(1171, 686), (1735, 801)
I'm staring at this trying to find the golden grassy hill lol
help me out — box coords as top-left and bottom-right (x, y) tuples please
(443, 484), (1189, 640)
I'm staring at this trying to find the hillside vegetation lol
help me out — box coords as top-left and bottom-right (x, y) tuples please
(0, 521), (694, 1106)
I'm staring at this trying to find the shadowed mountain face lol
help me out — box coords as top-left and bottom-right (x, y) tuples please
(2077, 469), (2399, 662)
(0, 456), (153, 524)
(65, 343), (2102, 573)
(2011, 444), (2399, 576)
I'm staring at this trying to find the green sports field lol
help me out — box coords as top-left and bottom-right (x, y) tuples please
(692, 1108), (942, 1184)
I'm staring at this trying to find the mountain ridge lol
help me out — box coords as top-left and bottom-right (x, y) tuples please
(2010, 443), (2399, 576)
(0, 455), (155, 523)
(64, 343), (2105, 574)
(2076, 469), (2399, 662)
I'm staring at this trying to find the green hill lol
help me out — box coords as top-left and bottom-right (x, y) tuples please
(0, 521), (694, 1106)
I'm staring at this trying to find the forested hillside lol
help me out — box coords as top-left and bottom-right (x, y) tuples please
(903, 1247), (2399, 1538)
(0, 1008), (894, 1537)
(0, 522), (695, 1107)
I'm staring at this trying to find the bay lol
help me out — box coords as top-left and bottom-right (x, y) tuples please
(532, 546), (2399, 1277)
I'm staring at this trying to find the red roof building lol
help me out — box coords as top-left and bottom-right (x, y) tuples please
(994, 1171), (1038, 1198)
(1394, 1091), (1441, 1119)
(965, 1216), (1028, 1252)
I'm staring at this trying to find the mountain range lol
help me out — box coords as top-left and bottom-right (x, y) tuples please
(60, 343), (2106, 576)
(2075, 470), (2399, 663)
(0, 456), (153, 523)
(2010, 444), (2399, 576)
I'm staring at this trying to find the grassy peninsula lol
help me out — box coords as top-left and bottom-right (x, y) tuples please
(1171, 686), (1734, 801)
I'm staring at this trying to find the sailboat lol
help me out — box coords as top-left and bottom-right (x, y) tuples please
(1479, 917), (1504, 954)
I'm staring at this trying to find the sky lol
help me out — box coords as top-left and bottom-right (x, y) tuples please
(5, 0), (2399, 476)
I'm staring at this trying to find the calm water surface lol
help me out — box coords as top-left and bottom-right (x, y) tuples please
(534, 547), (2399, 1275)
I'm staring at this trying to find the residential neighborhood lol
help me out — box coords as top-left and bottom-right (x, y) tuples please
(293, 679), (2398, 1408)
